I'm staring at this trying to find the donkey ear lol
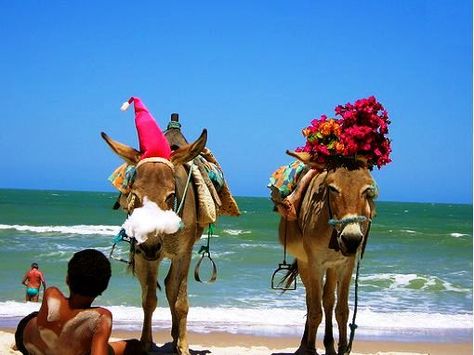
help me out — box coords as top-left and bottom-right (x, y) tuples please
(170, 129), (207, 166)
(101, 132), (141, 165)
(286, 150), (324, 170)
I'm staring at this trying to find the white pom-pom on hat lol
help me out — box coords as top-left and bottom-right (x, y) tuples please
(120, 97), (134, 111)
(120, 101), (130, 111)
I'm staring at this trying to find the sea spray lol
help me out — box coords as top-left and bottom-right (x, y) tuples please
(122, 197), (182, 244)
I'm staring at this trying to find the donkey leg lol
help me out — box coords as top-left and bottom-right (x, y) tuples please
(297, 262), (322, 355)
(335, 260), (355, 355)
(135, 257), (159, 350)
(165, 253), (192, 355)
(323, 268), (337, 355)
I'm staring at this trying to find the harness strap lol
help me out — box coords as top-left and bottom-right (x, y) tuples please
(136, 157), (174, 171)
(109, 228), (135, 265)
(175, 162), (194, 215)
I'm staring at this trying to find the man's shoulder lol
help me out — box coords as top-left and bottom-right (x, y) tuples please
(44, 286), (65, 299)
(93, 306), (112, 319)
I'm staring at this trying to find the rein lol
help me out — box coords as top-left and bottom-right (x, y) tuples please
(326, 187), (372, 355)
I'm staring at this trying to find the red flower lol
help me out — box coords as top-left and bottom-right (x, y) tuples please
(297, 96), (392, 169)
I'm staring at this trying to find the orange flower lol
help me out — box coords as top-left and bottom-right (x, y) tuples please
(332, 122), (341, 137)
(302, 128), (311, 137)
(335, 142), (345, 154)
(320, 122), (332, 136)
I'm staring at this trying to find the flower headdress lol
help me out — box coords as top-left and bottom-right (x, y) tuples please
(296, 96), (392, 169)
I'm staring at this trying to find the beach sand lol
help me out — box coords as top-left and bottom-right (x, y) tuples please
(1, 328), (471, 355)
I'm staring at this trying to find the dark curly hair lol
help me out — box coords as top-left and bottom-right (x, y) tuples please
(67, 249), (111, 298)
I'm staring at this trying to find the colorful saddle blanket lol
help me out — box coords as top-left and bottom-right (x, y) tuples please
(268, 160), (308, 199)
(109, 164), (137, 194)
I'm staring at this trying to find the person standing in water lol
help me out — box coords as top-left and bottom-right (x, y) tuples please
(21, 263), (46, 302)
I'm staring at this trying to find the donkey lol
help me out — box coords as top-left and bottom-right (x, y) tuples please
(279, 151), (376, 355)
(101, 129), (207, 354)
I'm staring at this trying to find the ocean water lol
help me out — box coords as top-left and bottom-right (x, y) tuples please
(0, 189), (472, 342)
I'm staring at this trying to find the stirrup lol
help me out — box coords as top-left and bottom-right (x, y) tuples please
(194, 250), (217, 283)
(271, 262), (296, 290)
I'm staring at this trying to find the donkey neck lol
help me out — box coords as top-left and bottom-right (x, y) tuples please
(299, 171), (333, 238)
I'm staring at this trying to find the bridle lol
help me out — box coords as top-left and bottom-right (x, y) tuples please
(127, 157), (177, 212)
(110, 157), (193, 263)
(325, 184), (373, 258)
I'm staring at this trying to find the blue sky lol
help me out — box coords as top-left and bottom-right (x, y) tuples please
(0, 1), (472, 203)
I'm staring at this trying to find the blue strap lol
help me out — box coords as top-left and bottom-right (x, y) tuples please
(113, 228), (132, 244)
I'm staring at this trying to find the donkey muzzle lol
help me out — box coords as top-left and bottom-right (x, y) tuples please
(339, 223), (364, 256)
(136, 242), (162, 261)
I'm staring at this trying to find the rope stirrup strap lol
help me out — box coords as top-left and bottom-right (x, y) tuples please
(194, 223), (217, 283)
(271, 219), (297, 290)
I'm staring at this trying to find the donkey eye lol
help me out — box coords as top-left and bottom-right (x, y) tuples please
(166, 193), (176, 206)
(328, 185), (339, 193)
(364, 186), (377, 199)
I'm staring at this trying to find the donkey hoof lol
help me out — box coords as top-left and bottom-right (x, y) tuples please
(295, 347), (318, 355)
(141, 341), (153, 352)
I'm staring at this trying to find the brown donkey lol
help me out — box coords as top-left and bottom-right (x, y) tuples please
(279, 152), (377, 355)
(102, 129), (207, 354)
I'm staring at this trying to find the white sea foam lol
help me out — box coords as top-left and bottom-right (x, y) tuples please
(122, 197), (182, 244)
(359, 273), (470, 293)
(222, 229), (251, 236)
(0, 224), (119, 236)
(0, 301), (471, 338)
(450, 232), (470, 238)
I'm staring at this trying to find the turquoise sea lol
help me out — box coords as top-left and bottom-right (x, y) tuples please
(0, 189), (472, 342)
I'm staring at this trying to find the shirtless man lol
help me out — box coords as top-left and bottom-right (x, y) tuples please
(22, 263), (46, 302)
(15, 249), (144, 355)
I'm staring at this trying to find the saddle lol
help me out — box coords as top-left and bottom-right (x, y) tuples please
(165, 117), (240, 225)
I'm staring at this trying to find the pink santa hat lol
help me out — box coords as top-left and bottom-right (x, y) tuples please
(121, 97), (172, 160)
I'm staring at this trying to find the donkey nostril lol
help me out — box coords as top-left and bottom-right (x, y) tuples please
(341, 234), (362, 252)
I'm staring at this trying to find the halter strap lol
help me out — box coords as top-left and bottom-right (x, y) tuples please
(326, 188), (372, 227)
(136, 157), (175, 171)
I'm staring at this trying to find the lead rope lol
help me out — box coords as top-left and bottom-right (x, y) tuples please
(345, 219), (371, 354)
(345, 255), (361, 355)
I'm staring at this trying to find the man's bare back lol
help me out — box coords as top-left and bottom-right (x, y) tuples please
(22, 287), (112, 355)
(23, 269), (44, 289)
(22, 264), (46, 302)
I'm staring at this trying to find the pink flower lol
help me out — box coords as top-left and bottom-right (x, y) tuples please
(296, 96), (392, 168)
